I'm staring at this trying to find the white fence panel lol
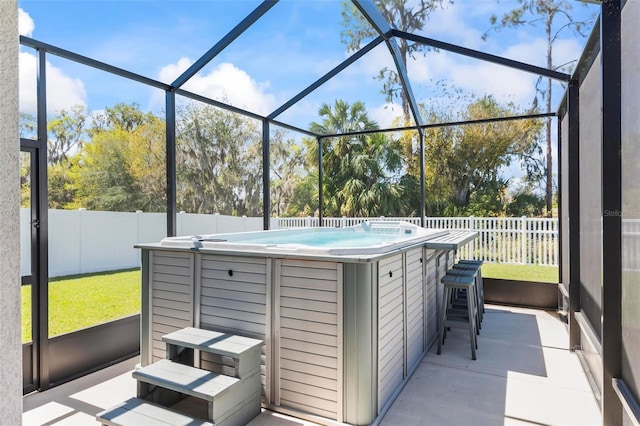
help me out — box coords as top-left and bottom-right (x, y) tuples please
(79, 210), (140, 275)
(48, 209), (83, 276)
(177, 212), (264, 236)
(138, 212), (167, 246)
(277, 216), (559, 266)
(623, 219), (640, 271)
(21, 209), (271, 278)
(20, 211), (584, 276)
(20, 208), (31, 276)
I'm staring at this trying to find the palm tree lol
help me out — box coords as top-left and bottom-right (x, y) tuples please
(309, 100), (404, 217)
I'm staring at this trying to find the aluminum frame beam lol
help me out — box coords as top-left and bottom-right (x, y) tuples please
(165, 92), (177, 237)
(567, 80), (581, 351)
(171, 1), (277, 89)
(600, 1), (623, 424)
(262, 120), (271, 230)
(35, 48), (50, 391)
(268, 35), (385, 120)
(175, 89), (318, 137)
(19, 37), (317, 139)
(353, 0), (424, 128)
(20, 36), (172, 91)
(394, 30), (571, 82)
(320, 111), (556, 139)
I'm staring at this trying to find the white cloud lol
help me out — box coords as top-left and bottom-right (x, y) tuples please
(157, 58), (276, 116)
(449, 60), (537, 106)
(277, 98), (323, 130)
(370, 102), (403, 130)
(18, 8), (87, 115)
(418, 1), (487, 50)
(18, 8), (34, 37)
(19, 52), (87, 115)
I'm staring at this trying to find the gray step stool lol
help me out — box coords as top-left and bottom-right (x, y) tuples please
(97, 327), (263, 426)
(96, 397), (213, 426)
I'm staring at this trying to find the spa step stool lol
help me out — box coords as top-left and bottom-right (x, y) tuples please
(96, 327), (263, 426)
(95, 397), (213, 426)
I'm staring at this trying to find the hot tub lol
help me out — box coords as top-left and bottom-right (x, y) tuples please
(158, 221), (448, 255)
(136, 222), (473, 425)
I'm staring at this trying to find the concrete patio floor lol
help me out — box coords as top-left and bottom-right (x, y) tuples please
(23, 305), (601, 426)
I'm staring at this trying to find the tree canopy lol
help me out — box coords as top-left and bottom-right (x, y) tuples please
(341, 0), (448, 121)
(484, 0), (594, 216)
(306, 100), (404, 217)
(24, 95), (549, 218)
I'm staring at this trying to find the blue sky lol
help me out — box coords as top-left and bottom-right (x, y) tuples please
(18, 0), (598, 133)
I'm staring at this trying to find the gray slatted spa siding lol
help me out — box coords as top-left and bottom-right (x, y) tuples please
(150, 251), (194, 362)
(378, 253), (404, 410)
(405, 248), (424, 371)
(276, 259), (342, 420)
(425, 250), (439, 347)
(199, 255), (268, 396)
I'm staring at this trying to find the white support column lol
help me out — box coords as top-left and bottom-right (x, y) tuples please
(0, 0), (22, 422)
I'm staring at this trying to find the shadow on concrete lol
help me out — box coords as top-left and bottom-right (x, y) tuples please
(380, 305), (600, 426)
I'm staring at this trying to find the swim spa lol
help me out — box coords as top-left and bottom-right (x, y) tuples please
(136, 221), (476, 425)
(158, 221), (448, 255)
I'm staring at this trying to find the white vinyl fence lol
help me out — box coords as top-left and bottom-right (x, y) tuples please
(277, 216), (559, 266)
(20, 209), (268, 277)
(20, 209), (639, 278)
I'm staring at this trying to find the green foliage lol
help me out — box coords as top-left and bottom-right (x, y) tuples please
(47, 105), (87, 165)
(48, 161), (77, 209)
(308, 100), (404, 217)
(506, 191), (546, 217)
(341, 0), (448, 120)
(70, 111), (166, 212)
(484, 0), (595, 216)
(464, 178), (509, 217)
(19, 112), (36, 139)
(414, 95), (543, 216)
(19, 152), (31, 208)
(176, 102), (263, 215)
(270, 131), (306, 217)
(90, 102), (157, 134)
(71, 128), (140, 211)
(286, 173), (319, 217)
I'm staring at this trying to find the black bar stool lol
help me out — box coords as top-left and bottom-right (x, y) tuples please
(454, 260), (485, 317)
(444, 268), (481, 333)
(438, 273), (478, 360)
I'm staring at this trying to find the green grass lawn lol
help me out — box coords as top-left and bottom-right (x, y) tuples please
(481, 263), (559, 283)
(21, 268), (141, 343)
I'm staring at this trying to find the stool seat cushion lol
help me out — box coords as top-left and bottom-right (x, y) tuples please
(458, 259), (484, 265)
(448, 268), (477, 277)
(441, 274), (475, 285)
(453, 263), (481, 271)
